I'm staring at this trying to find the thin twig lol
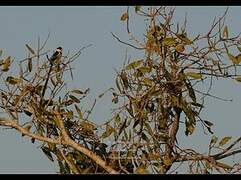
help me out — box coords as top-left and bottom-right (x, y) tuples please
(111, 32), (144, 50)
(194, 88), (233, 102)
(212, 137), (241, 159)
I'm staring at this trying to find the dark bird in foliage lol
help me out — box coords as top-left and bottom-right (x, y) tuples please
(40, 47), (63, 107)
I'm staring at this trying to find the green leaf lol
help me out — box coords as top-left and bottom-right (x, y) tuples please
(66, 111), (73, 119)
(185, 72), (202, 79)
(74, 104), (83, 119)
(141, 132), (148, 142)
(126, 103), (134, 117)
(185, 122), (195, 136)
(69, 95), (80, 103)
(80, 120), (97, 131)
(219, 136), (232, 146)
(210, 135), (218, 145)
(236, 54), (241, 64)
(185, 80), (196, 102)
(133, 70), (144, 78)
(223, 25), (229, 38)
(203, 120), (213, 127)
(71, 89), (84, 94)
(144, 122), (153, 136)
(191, 102), (204, 108)
(114, 114), (121, 124)
(98, 93), (104, 98)
(120, 71), (129, 89)
(135, 6), (141, 13)
(102, 124), (114, 139)
(25, 44), (35, 55)
(227, 53), (240, 65)
(41, 147), (54, 162)
(0, 50), (3, 57)
(142, 77), (153, 86)
(6, 76), (21, 85)
(175, 44), (185, 53)
(118, 118), (127, 136)
(122, 129), (128, 140)
(1, 56), (11, 72)
(176, 34), (193, 45)
(159, 134), (169, 142)
(133, 119), (140, 129)
(138, 66), (151, 73)
(137, 84), (143, 92)
(234, 76), (241, 82)
(120, 12), (128, 21)
(24, 109), (33, 117)
(56, 73), (63, 84)
(66, 153), (73, 162)
(116, 76), (122, 93)
(162, 37), (177, 46)
(58, 160), (65, 173)
(48, 142), (56, 151)
(206, 126), (214, 134)
(28, 58), (32, 72)
(125, 59), (144, 70)
(183, 100), (196, 136)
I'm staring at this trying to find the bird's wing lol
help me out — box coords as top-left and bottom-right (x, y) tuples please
(50, 51), (59, 61)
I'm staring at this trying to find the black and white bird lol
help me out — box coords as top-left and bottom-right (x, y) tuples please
(49, 47), (63, 63)
(40, 47), (63, 107)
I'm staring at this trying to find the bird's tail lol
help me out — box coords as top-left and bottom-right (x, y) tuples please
(40, 62), (53, 107)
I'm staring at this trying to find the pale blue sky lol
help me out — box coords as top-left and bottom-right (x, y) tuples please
(0, 6), (241, 173)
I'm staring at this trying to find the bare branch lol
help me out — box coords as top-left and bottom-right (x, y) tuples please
(111, 32), (144, 50)
(53, 110), (118, 174)
(0, 118), (60, 144)
(212, 137), (241, 159)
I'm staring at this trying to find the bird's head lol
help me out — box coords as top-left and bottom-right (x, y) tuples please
(56, 47), (63, 53)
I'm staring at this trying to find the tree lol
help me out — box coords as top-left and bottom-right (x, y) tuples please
(0, 6), (241, 174)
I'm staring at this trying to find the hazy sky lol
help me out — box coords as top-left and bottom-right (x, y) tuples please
(0, 6), (241, 174)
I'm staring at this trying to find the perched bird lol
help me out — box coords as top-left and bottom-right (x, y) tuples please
(49, 47), (63, 63)
(40, 47), (63, 107)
